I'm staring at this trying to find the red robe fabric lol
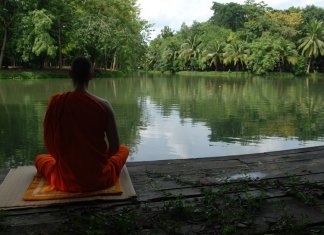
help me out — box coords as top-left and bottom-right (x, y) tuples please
(34, 92), (128, 192)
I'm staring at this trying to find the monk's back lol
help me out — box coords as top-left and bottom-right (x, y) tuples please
(52, 92), (111, 192)
(61, 92), (107, 153)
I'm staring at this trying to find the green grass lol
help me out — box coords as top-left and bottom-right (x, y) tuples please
(0, 69), (127, 79)
(309, 72), (324, 80)
(2, 69), (322, 80)
(144, 70), (166, 75)
(145, 70), (324, 79)
(177, 70), (252, 78)
(143, 70), (252, 78)
(0, 70), (67, 79)
(95, 70), (126, 78)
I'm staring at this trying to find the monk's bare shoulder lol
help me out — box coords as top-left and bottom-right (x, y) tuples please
(50, 93), (61, 100)
(48, 93), (63, 106)
(91, 94), (114, 115)
(88, 93), (119, 146)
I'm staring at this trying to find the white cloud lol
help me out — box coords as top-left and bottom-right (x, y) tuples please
(138, 0), (214, 38)
(137, 0), (324, 39)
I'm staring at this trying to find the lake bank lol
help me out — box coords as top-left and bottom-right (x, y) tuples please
(146, 70), (324, 79)
(2, 146), (324, 234)
(1, 69), (324, 80)
(176, 71), (324, 79)
(0, 69), (126, 79)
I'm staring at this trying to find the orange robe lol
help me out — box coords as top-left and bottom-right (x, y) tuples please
(34, 92), (129, 192)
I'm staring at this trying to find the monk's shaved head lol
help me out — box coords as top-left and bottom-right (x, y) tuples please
(71, 57), (92, 83)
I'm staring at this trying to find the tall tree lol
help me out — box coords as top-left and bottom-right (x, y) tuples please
(244, 0), (270, 20)
(16, 9), (57, 68)
(223, 41), (248, 71)
(302, 5), (324, 26)
(247, 35), (281, 74)
(267, 10), (303, 40)
(71, 0), (147, 70)
(161, 38), (180, 73)
(210, 2), (247, 31)
(298, 20), (324, 73)
(179, 35), (202, 70)
(201, 41), (225, 71)
(276, 38), (299, 72)
(144, 37), (163, 70)
(0, 0), (21, 69)
(160, 26), (174, 39)
(44, 0), (74, 68)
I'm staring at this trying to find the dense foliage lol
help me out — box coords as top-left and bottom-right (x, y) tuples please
(0, 0), (149, 70)
(1, 0), (323, 74)
(145, 1), (324, 75)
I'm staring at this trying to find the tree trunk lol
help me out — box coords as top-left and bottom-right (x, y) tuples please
(112, 51), (117, 70)
(0, 27), (8, 70)
(92, 59), (96, 70)
(58, 18), (63, 69)
(306, 57), (311, 73)
(40, 58), (44, 69)
(12, 57), (15, 67)
(104, 48), (107, 70)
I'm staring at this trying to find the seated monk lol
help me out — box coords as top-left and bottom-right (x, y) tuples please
(34, 57), (129, 193)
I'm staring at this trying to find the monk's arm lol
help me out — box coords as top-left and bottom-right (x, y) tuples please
(104, 101), (120, 157)
(43, 94), (60, 158)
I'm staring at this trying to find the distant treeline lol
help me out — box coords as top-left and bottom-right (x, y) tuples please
(144, 1), (324, 75)
(0, 0), (149, 70)
(1, 1), (324, 75)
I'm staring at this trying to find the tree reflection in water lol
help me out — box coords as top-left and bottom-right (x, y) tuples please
(0, 75), (324, 167)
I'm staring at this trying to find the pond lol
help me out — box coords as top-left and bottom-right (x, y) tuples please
(1, 74), (324, 168)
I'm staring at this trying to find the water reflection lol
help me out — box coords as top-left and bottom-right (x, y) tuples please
(0, 75), (324, 167)
(132, 97), (213, 161)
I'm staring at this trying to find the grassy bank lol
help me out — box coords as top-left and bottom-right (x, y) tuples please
(178, 70), (253, 78)
(144, 70), (251, 78)
(0, 69), (126, 79)
(0, 70), (67, 79)
(177, 71), (324, 79)
(1, 69), (323, 80)
(145, 70), (324, 79)
(309, 72), (324, 79)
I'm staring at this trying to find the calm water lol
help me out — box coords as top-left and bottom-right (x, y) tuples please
(1, 74), (324, 167)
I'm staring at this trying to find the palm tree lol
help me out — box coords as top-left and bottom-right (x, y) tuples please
(276, 38), (299, 72)
(145, 49), (160, 70)
(201, 41), (225, 71)
(298, 20), (324, 73)
(162, 42), (179, 73)
(223, 41), (249, 71)
(179, 35), (202, 70)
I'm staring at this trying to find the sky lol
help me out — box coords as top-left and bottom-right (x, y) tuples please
(137, 0), (324, 39)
